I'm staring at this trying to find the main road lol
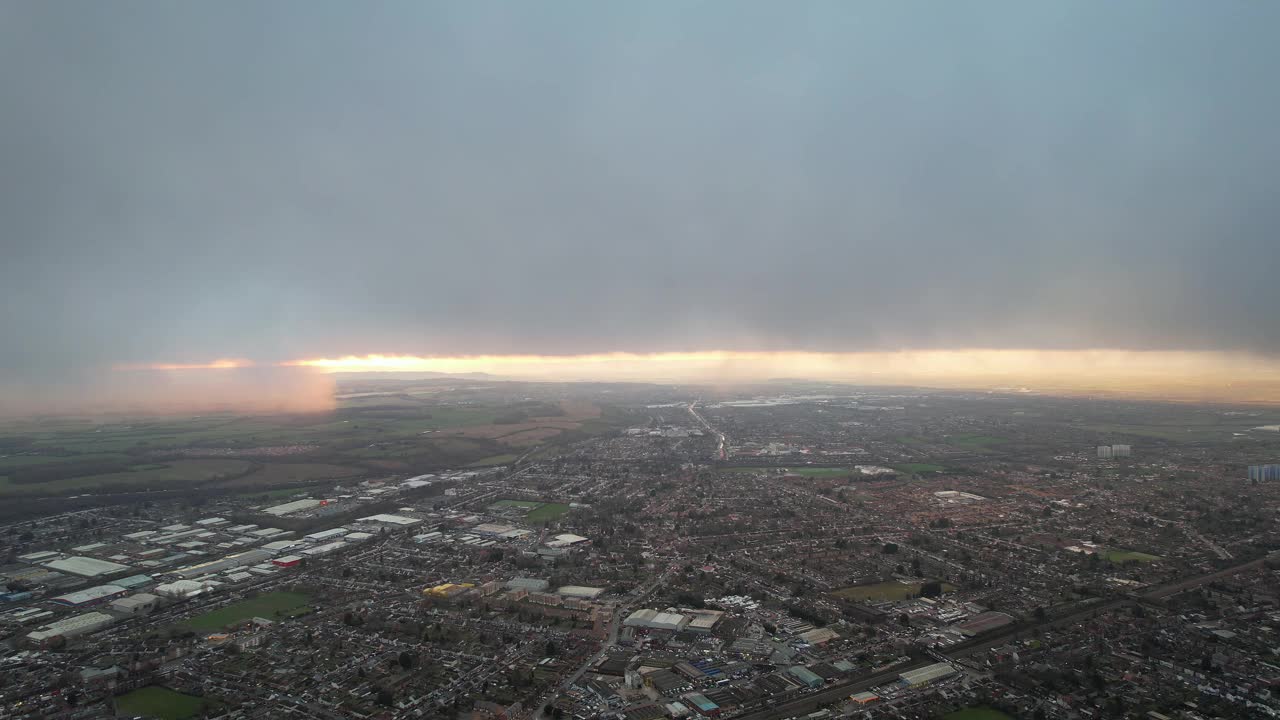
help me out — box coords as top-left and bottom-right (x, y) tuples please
(688, 400), (727, 460)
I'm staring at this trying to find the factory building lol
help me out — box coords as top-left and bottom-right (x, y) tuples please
(51, 584), (127, 608)
(262, 499), (322, 516)
(42, 556), (131, 579)
(109, 593), (159, 615)
(557, 585), (605, 600)
(624, 608), (689, 631)
(26, 611), (115, 646)
(899, 663), (956, 687)
(787, 666), (824, 689)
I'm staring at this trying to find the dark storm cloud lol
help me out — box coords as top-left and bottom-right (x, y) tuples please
(3, 1), (1280, 381)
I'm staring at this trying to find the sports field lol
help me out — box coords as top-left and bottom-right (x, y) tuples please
(831, 581), (955, 602)
(114, 686), (206, 720)
(180, 591), (311, 632)
(490, 498), (570, 523)
(893, 463), (945, 474)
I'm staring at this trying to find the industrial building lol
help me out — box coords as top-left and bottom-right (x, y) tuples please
(357, 513), (422, 526)
(51, 584), (127, 608)
(109, 593), (158, 615)
(26, 611), (115, 646)
(786, 666), (824, 689)
(556, 585), (605, 599)
(956, 611), (1015, 637)
(506, 577), (551, 592)
(42, 556), (131, 578)
(154, 579), (217, 599)
(170, 549), (274, 579)
(899, 663), (956, 687)
(262, 498), (322, 516)
(624, 609), (688, 631)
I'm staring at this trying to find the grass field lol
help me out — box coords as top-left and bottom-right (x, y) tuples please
(227, 462), (361, 487)
(114, 686), (206, 720)
(526, 502), (570, 523)
(831, 581), (956, 602)
(1106, 549), (1161, 563)
(893, 463), (945, 474)
(784, 467), (854, 477)
(468, 453), (519, 467)
(180, 591), (311, 632)
(943, 708), (1013, 720)
(948, 434), (1006, 449)
(492, 499), (542, 510)
(0, 459), (252, 496)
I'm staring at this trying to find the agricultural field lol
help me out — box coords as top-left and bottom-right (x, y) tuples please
(0, 389), (631, 497)
(830, 581), (956, 602)
(947, 434), (1006, 449)
(179, 591), (312, 632)
(113, 686), (207, 720)
(0, 459), (252, 496)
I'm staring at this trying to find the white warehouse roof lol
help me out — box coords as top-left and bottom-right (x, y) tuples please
(43, 556), (131, 578)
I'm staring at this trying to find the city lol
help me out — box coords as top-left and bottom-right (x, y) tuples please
(3, 380), (1279, 719)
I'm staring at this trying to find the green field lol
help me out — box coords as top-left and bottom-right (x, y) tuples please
(492, 499), (542, 510)
(831, 581), (956, 602)
(114, 686), (206, 720)
(893, 463), (945, 474)
(180, 591), (311, 632)
(0, 459), (252, 496)
(468, 453), (519, 467)
(943, 708), (1013, 720)
(1105, 549), (1161, 563)
(785, 467), (854, 477)
(526, 502), (570, 523)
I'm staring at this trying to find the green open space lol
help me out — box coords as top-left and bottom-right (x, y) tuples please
(1105, 549), (1161, 563)
(492, 499), (542, 510)
(784, 467), (854, 477)
(526, 502), (571, 523)
(0, 459), (252, 496)
(943, 708), (1013, 720)
(831, 581), (956, 602)
(179, 591), (311, 632)
(947, 434), (1006, 449)
(893, 463), (946, 474)
(114, 686), (207, 720)
(468, 453), (519, 467)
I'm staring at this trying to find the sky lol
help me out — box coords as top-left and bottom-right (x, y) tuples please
(3, 2), (1280, 412)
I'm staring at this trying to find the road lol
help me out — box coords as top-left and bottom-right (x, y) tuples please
(688, 400), (727, 460)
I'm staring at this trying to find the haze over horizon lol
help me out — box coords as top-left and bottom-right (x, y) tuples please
(4, 2), (1280, 412)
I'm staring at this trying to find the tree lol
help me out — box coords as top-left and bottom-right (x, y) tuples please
(882, 542), (899, 554)
(377, 689), (394, 707)
(398, 651), (415, 670)
(898, 613), (910, 626)
(919, 581), (943, 598)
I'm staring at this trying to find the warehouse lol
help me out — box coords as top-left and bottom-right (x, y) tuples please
(43, 556), (131, 578)
(51, 584), (127, 607)
(685, 610), (725, 634)
(304, 527), (349, 543)
(262, 498), (322, 516)
(109, 593), (158, 615)
(787, 666), (824, 689)
(356, 513), (422, 526)
(956, 611), (1015, 637)
(899, 663), (956, 687)
(272, 555), (303, 568)
(624, 608), (688, 631)
(507, 577), (551, 592)
(304, 540), (347, 556)
(557, 585), (605, 600)
(154, 579), (216, 599)
(171, 549), (274, 579)
(27, 611), (115, 646)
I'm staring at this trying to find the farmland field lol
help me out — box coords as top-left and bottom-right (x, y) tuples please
(180, 591), (311, 632)
(114, 686), (206, 720)
(0, 459), (252, 496)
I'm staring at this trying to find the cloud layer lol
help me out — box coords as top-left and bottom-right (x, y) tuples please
(3, 1), (1280, 390)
